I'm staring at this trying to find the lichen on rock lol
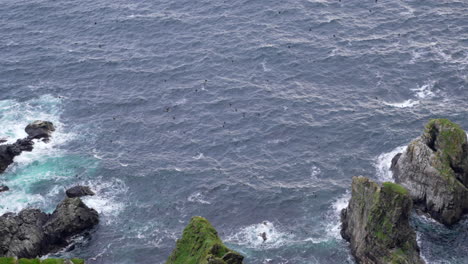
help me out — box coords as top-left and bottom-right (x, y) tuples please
(341, 176), (424, 264)
(391, 118), (468, 225)
(166, 216), (244, 264)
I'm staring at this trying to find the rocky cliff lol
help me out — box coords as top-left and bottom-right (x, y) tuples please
(391, 119), (468, 225)
(341, 176), (424, 264)
(166, 216), (244, 264)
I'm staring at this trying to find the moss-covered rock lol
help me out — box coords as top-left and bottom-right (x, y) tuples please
(166, 216), (244, 264)
(341, 176), (424, 264)
(0, 259), (84, 264)
(391, 119), (468, 225)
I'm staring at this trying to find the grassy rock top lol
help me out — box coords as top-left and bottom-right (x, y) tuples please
(341, 176), (424, 264)
(0, 258), (84, 264)
(423, 118), (467, 166)
(166, 216), (243, 264)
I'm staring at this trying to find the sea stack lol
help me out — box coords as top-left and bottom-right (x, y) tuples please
(166, 216), (244, 264)
(391, 119), (468, 225)
(341, 176), (424, 264)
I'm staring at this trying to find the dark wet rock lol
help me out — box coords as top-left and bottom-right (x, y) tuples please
(0, 197), (98, 258)
(0, 185), (9, 192)
(66, 186), (95, 198)
(341, 176), (424, 264)
(391, 119), (468, 225)
(166, 216), (244, 264)
(0, 138), (34, 173)
(0, 121), (54, 174)
(25, 121), (55, 140)
(0, 209), (49, 258)
(43, 198), (99, 252)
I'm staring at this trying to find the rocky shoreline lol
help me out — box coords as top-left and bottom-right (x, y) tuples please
(0, 122), (98, 263)
(2, 119), (467, 264)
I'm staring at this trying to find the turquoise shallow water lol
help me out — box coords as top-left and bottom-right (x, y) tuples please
(0, 0), (467, 263)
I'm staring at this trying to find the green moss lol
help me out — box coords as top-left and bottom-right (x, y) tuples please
(70, 259), (85, 264)
(166, 216), (241, 264)
(41, 259), (65, 264)
(18, 259), (40, 264)
(382, 182), (409, 196)
(425, 119), (466, 163)
(0, 258), (16, 264)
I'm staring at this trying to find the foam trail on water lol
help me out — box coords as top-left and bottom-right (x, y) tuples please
(383, 81), (437, 108)
(383, 99), (419, 108)
(374, 145), (407, 182)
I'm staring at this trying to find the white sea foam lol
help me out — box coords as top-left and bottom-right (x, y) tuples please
(225, 221), (295, 250)
(325, 192), (350, 239)
(374, 145), (407, 182)
(0, 95), (76, 214)
(81, 177), (128, 225)
(383, 99), (419, 108)
(383, 81), (436, 108)
(261, 59), (271, 72)
(412, 81), (436, 99)
(192, 153), (205, 160)
(187, 192), (211, 204)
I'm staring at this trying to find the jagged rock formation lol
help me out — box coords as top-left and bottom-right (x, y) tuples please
(0, 197), (98, 258)
(0, 121), (55, 173)
(391, 119), (468, 225)
(166, 216), (244, 264)
(0, 257), (84, 264)
(66, 186), (95, 198)
(341, 176), (424, 264)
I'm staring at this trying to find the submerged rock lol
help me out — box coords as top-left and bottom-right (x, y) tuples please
(0, 121), (55, 174)
(391, 119), (468, 225)
(341, 176), (424, 264)
(66, 186), (95, 198)
(166, 216), (244, 264)
(0, 185), (9, 192)
(0, 197), (98, 258)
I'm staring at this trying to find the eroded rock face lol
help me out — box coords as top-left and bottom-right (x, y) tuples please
(391, 119), (468, 225)
(0, 197), (98, 258)
(0, 121), (55, 174)
(166, 216), (244, 264)
(341, 176), (424, 264)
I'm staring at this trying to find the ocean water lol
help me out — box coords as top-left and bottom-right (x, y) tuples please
(0, 0), (467, 263)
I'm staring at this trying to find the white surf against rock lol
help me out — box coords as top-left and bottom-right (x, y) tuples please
(374, 145), (407, 182)
(225, 221), (295, 250)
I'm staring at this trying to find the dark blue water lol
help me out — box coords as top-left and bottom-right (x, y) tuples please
(0, 0), (467, 263)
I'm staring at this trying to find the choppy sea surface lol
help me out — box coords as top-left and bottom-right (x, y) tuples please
(0, 0), (467, 263)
